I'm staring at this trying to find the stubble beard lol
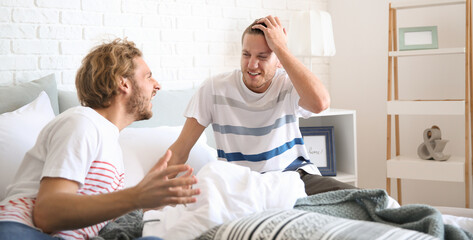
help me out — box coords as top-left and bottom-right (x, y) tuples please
(127, 80), (153, 121)
(243, 71), (274, 93)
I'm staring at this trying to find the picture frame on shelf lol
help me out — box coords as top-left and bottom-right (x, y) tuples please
(399, 26), (438, 51)
(300, 126), (336, 176)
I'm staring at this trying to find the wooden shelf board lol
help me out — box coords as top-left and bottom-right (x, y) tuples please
(387, 155), (465, 182)
(391, 0), (465, 9)
(389, 48), (465, 57)
(387, 100), (465, 115)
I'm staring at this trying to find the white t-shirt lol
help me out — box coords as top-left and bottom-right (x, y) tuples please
(0, 106), (125, 240)
(185, 68), (321, 175)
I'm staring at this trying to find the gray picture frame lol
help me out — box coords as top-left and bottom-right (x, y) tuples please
(399, 26), (438, 51)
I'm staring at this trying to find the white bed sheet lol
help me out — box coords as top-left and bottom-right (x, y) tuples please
(442, 214), (473, 234)
(435, 206), (473, 234)
(142, 161), (473, 239)
(142, 161), (307, 240)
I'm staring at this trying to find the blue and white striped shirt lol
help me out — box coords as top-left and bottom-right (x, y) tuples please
(185, 69), (321, 175)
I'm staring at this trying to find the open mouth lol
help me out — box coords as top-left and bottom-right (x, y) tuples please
(151, 91), (156, 100)
(248, 71), (261, 76)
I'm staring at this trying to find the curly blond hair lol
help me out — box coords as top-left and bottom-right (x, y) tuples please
(75, 38), (142, 108)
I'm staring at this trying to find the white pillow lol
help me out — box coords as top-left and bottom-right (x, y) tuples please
(0, 91), (55, 200)
(119, 126), (217, 188)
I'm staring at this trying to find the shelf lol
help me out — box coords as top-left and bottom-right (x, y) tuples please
(300, 109), (358, 187)
(332, 171), (356, 184)
(387, 100), (465, 115)
(388, 48), (465, 57)
(391, 0), (465, 9)
(311, 108), (356, 117)
(387, 155), (465, 182)
(387, 0), (471, 208)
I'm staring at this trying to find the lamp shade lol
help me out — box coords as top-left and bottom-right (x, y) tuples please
(288, 10), (336, 57)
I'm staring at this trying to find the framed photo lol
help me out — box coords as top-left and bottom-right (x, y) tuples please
(300, 126), (336, 176)
(399, 26), (438, 51)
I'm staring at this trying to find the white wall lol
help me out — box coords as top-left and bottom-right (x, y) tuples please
(0, 0), (330, 91)
(329, 0), (471, 207)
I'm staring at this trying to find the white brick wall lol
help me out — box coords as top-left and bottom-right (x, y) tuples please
(0, 0), (330, 90)
(12, 40), (58, 54)
(0, 8), (11, 22)
(39, 26), (82, 39)
(36, 0), (80, 9)
(0, 55), (36, 70)
(12, 8), (59, 24)
(0, 40), (10, 54)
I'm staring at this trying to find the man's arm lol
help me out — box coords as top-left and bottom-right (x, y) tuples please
(168, 117), (206, 167)
(253, 15), (330, 114)
(33, 150), (199, 233)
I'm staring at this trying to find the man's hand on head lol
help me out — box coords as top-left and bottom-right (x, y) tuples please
(252, 15), (288, 54)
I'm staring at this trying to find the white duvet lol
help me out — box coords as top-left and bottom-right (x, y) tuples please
(142, 161), (307, 240)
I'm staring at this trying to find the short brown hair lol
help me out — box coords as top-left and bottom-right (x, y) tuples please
(75, 38), (142, 108)
(241, 18), (267, 43)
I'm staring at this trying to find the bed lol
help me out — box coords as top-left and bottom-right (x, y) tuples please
(1, 74), (473, 240)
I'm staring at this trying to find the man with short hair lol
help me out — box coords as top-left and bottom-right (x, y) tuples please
(0, 38), (200, 240)
(169, 16), (356, 195)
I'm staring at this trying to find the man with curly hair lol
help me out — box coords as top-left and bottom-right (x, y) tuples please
(0, 39), (200, 240)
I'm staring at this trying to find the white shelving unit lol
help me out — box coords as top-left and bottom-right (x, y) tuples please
(387, 100), (465, 115)
(387, 0), (471, 207)
(391, 0), (466, 9)
(299, 108), (357, 186)
(387, 156), (465, 182)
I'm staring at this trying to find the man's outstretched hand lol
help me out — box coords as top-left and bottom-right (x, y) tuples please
(133, 150), (200, 210)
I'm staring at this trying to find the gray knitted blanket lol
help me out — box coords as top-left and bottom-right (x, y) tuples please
(294, 189), (473, 240)
(90, 210), (144, 240)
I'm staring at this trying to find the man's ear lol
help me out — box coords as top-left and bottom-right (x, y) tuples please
(119, 77), (131, 93)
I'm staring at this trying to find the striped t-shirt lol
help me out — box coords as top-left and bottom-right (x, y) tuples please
(185, 69), (321, 175)
(0, 107), (125, 240)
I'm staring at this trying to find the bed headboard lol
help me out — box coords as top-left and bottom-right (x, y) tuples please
(1, 73), (215, 146)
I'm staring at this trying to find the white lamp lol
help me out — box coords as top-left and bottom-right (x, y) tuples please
(288, 10), (336, 57)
